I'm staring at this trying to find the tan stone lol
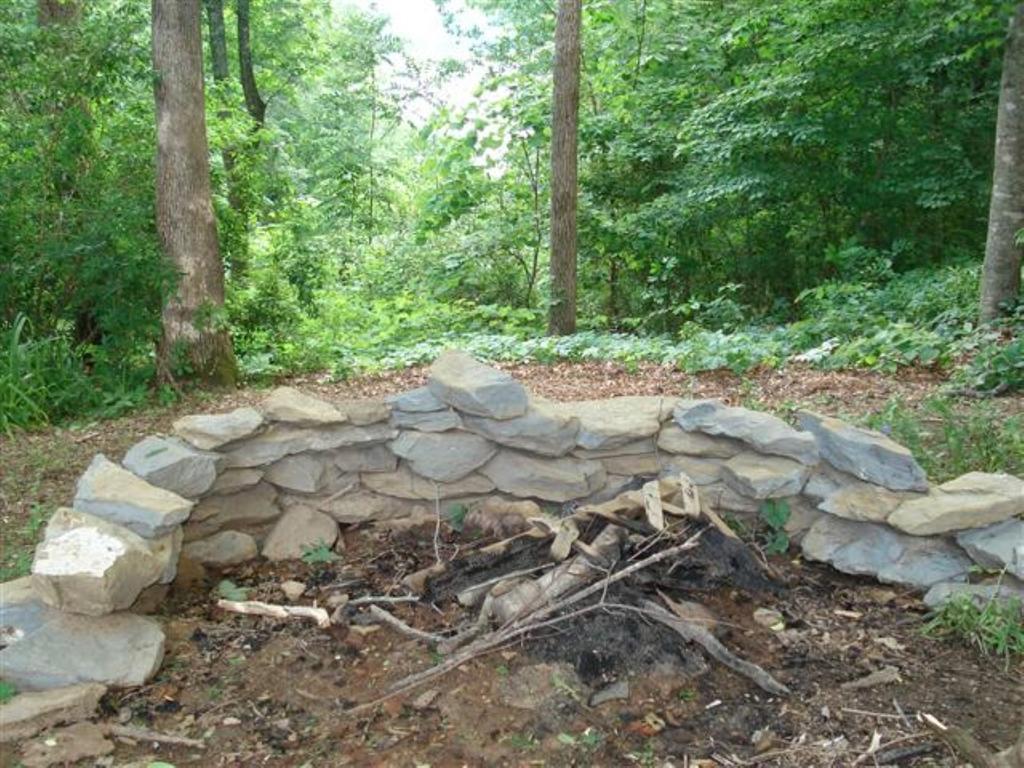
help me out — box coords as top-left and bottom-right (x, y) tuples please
(0, 684), (106, 743)
(657, 423), (743, 458)
(361, 462), (496, 500)
(888, 472), (1024, 535)
(263, 386), (347, 425)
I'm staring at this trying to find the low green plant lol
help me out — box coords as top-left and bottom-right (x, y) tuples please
(0, 681), (16, 704)
(301, 539), (340, 567)
(923, 593), (1024, 661)
(216, 579), (250, 601)
(758, 499), (791, 555)
(446, 503), (469, 532)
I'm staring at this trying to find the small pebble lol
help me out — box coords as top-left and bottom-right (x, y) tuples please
(281, 580), (307, 601)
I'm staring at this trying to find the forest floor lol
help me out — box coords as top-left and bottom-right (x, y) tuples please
(1, 363), (1022, 767)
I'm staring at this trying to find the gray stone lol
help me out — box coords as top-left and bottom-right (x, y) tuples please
(223, 422), (396, 468)
(0, 683), (107, 743)
(184, 482), (280, 542)
(481, 450), (606, 502)
(802, 468), (846, 502)
(391, 408), (462, 432)
(956, 518), (1024, 579)
(675, 400), (819, 466)
(573, 438), (657, 460)
(263, 386), (347, 425)
(208, 468), (264, 496)
(122, 436), (221, 498)
(182, 530), (258, 566)
(337, 398), (390, 426)
(264, 453), (329, 494)
(601, 453), (662, 476)
(589, 680), (630, 707)
(801, 516), (972, 588)
(361, 462), (496, 500)
(386, 387), (446, 413)
(798, 411), (927, 491)
(657, 423), (743, 458)
(722, 453), (811, 499)
(819, 481), (917, 523)
(427, 350), (529, 419)
(389, 431), (497, 482)
(0, 582), (165, 691)
(73, 455), (194, 538)
(462, 399), (579, 457)
(173, 406), (264, 451)
(699, 482), (761, 515)
(557, 396), (676, 451)
(319, 490), (426, 524)
(31, 509), (178, 616)
(261, 506), (338, 561)
(785, 498), (827, 543)
(922, 578), (1024, 611)
(331, 443), (398, 473)
(889, 472), (1024, 535)
(660, 455), (725, 486)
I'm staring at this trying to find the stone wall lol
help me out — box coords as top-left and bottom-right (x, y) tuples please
(4, 350), (1022, 693)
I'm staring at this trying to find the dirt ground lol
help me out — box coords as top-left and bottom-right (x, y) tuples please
(1, 363), (1022, 767)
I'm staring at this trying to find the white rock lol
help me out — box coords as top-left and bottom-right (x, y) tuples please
(173, 407), (264, 450)
(361, 462), (495, 500)
(74, 455), (194, 538)
(481, 450), (606, 502)
(462, 399), (579, 457)
(798, 411), (927, 491)
(265, 453), (329, 494)
(722, 453), (811, 499)
(261, 506), (338, 561)
(182, 530), (258, 566)
(389, 431), (497, 482)
(263, 386), (347, 425)
(222, 423), (396, 468)
(657, 423), (743, 458)
(123, 436), (222, 498)
(955, 518), (1024, 579)
(427, 350), (529, 419)
(888, 472), (1024, 535)
(280, 580), (307, 600)
(557, 397), (676, 451)
(674, 400), (819, 466)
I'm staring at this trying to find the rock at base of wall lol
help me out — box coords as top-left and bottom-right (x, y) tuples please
(0, 580), (165, 691)
(888, 472), (1024, 535)
(319, 490), (427, 525)
(361, 462), (496, 500)
(73, 455), (193, 539)
(674, 400), (819, 466)
(955, 518), (1024, 579)
(721, 453), (811, 499)
(173, 407), (265, 451)
(122, 435), (222, 499)
(922, 578), (1024, 611)
(481, 450), (606, 503)
(801, 515), (972, 589)
(427, 350), (529, 419)
(798, 411), (928, 491)
(183, 530), (259, 566)
(0, 683), (107, 743)
(261, 506), (339, 561)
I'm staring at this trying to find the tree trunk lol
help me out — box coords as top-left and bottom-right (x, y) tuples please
(153, 0), (237, 386)
(981, 3), (1024, 322)
(548, 0), (582, 336)
(37, 0), (79, 24)
(236, 0), (266, 128)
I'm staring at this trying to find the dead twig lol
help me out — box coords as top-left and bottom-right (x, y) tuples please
(216, 599), (330, 628)
(106, 724), (205, 748)
(367, 604), (446, 644)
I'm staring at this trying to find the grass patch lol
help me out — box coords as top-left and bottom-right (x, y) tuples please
(0, 681), (16, 704)
(0, 503), (51, 581)
(924, 593), (1024, 662)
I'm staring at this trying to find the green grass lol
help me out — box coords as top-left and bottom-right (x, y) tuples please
(0, 504), (51, 581)
(0, 681), (16, 704)
(924, 593), (1024, 662)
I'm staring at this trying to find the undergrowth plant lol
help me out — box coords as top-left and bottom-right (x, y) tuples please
(758, 500), (792, 556)
(301, 539), (340, 567)
(924, 594), (1024, 662)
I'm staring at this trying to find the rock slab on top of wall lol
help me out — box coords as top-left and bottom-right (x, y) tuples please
(427, 350), (530, 419)
(818, 479), (917, 523)
(386, 387), (446, 413)
(173, 406), (264, 451)
(481, 450), (606, 502)
(556, 396), (675, 452)
(73, 455), (193, 539)
(955, 518), (1024, 579)
(801, 515), (972, 589)
(123, 436), (222, 498)
(797, 411), (928, 491)
(222, 422), (396, 468)
(888, 472), (1024, 535)
(389, 430), (498, 482)
(263, 386), (347, 425)
(0, 578), (165, 691)
(462, 399), (580, 457)
(674, 400), (819, 466)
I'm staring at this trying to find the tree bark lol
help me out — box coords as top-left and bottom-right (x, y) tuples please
(37, 0), (79, 24)
(236, 0), (266, 128)
(153, 0), (237, 385)
(548, 0), (581, 336)
(981, 3), (1024, 322)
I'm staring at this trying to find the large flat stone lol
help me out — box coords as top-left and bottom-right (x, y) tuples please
(798, 411), (927, 491)
(183, 530), (259, 566)
(264, 453), (330, 494)
(922, 578), (1024, 611)
(389, 431), (497, 482)
(0, 582), (165, 691)
(481, 450), (606, 502)
(123, 436), (222, 499)
(263, 386), (347, 425)
(556, 397), (676, 452)
(391, 408), (463, 433)
(657, 423), (743, 458)
(223, 422), (397, 468)
(0, 683), (107, 743)
(337, 398), (390, 426)
(73, 455), (193, 538)
(573, 438), (657, 460)
(319, 490), (427, 524)
(427, 350), (529, 419)
(173, 407), (264, 450)
(184, 482), (280, 541)
(801, 515), (972, 589)
(32, 509), (178, 616)
(361, 462), (496, 500)
(463, 399), (579, 457)
(386, 387), (446, 413)
(722, 453), (811, 499)
(261, 506), (338, 561)
(660, 455), (726, 486)
(956, 518), (1024, 579)
(601, 453), (662, 476)
(674, 400), (818, 466)
(208, 468), (264, 496)
(888, 472), (1024, 535)
(818, 480), (919, 523)
(331, 444), (398, 473)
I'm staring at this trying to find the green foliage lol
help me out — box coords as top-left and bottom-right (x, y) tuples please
(0, 681), (16, 705)
(216, 579), (251, 602)
(758, 499), (791, 556)
(924, 594), (1024, 660)
(301, 539), (340, 567)
(446, 503), (469, 533)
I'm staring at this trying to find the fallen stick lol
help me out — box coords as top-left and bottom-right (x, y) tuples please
(920, 712), (1015, 768)
(216, 599), (330, 629)
(367, 604), (445, 644)
(641, 599), (790, 696)
(106, 724), (205, 748)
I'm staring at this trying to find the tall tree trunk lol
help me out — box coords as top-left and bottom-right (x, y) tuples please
(37, 0), (79, 24)
(981, 3), (1024, 322)
(153, 0), (236, 386)
(236, 0), (266, 128)
(548, 0), (582, 336)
